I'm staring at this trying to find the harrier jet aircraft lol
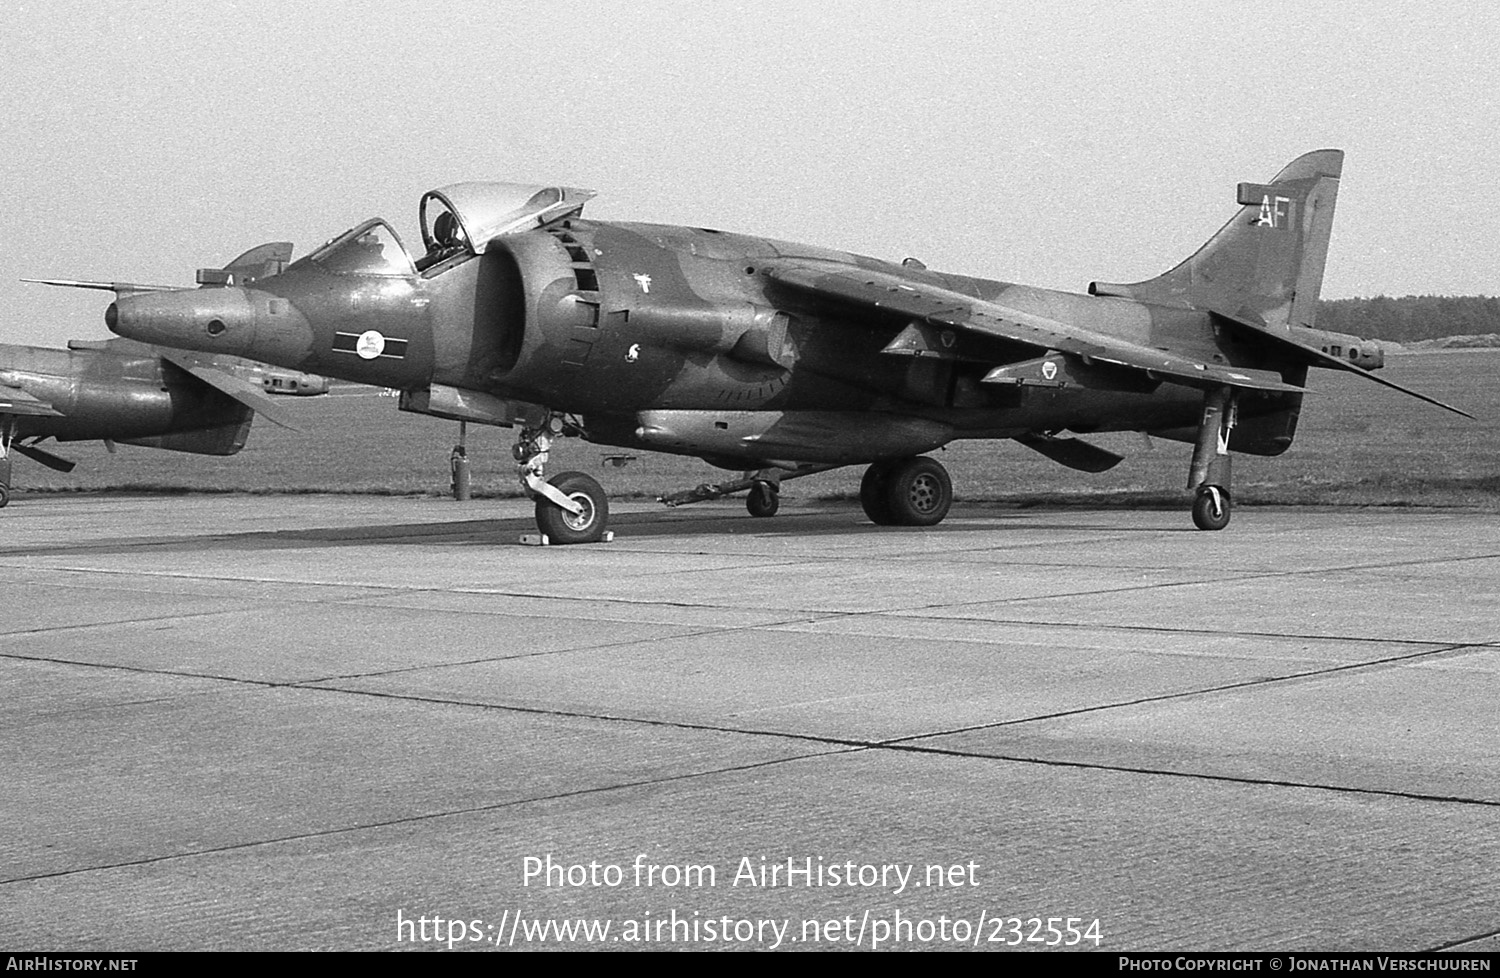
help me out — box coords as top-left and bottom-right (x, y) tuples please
(96, 149), (1467, 541)
(0, 336), (324, 507)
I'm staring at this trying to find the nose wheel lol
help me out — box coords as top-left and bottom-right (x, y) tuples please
(514, 414), (612, 544)
(534, 471), (610, 544)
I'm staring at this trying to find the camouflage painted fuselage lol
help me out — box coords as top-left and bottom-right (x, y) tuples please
(107, 220), (1320, 466)
(0, 342), (252, 453)
(110, 153), (1406, 470)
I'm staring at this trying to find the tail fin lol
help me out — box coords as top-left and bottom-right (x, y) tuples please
(196, 242), (294, 288)
(1089, 149), (1343, 330)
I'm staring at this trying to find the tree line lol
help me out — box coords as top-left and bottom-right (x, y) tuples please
(1316, 295), (1500, 343)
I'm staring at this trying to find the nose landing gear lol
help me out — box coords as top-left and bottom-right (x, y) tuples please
(534, 471), (609, 544)
(513, 414), (610, 544)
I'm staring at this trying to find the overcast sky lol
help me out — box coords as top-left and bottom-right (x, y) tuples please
(3, 0), (1498, 347)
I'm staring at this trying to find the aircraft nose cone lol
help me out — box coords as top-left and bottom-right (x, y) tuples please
(109, 288), (258, 352)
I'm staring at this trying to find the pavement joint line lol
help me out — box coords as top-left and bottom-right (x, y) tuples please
(900, 553), (1500, 573)
(598, 536), (1146, 561)
(1, 559), (868, 610)
(1, 566), (462, 601)
(0, 562), (1436, 647)
(0, 606), (275, 641)
(873, 741), (1500, 809)
(300, 613), (846, 683)
(1430, 928), (1500, 951)
(431, 591), (858, 615)
(9, 545), (1499, 627)
(863, 611), (1495, 647)
(0, 567), (996, 620)
(0, 572), (396, 598)
(0, 747), (856, 888)
(0, 651), (299, 688)
(7, 555), (832, 590)
(5, 622), (1490, 709)
(6, 693), (209, 722)
(7, 650), (1499, 860)
(881, 642), (1493, 745)
(286, 680), (1500, 809)
(892, 552), (1500, 616)
(897, 574), (1283, 614)
(0, 575), (889, 636)
(0, 563), (1388, 629)
(302, 619), (1494, 686)
(287, 683), (887, 750)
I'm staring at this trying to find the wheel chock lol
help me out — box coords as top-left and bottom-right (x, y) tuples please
(518, 531), (615, 546)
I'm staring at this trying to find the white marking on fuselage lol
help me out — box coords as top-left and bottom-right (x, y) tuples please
(355, 330), (386, 360)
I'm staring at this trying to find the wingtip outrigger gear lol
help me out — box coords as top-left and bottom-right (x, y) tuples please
(1187, 387), (1236, 531)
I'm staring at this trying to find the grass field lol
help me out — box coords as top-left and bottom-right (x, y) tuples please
(11, 351), (1500, 511)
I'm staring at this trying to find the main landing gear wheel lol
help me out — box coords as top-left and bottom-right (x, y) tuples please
(883, 456), (953, 527)
(859, 460), (898, 525)
(864, 456), (954, 528)
(534, 471), (610, 544)
(1192, 486), (1231, 531)
(0, 484), (8, 508)
(746, 480), (779, 518)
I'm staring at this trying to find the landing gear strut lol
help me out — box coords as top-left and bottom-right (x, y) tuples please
(513, 414), (609, 544)
(1188, 386), (1235, 531)
(450, 420), (471, 501)
(860, 456), (952, 526)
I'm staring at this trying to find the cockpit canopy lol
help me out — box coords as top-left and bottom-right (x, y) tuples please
(420, 182), (595, 255)
(305, 220), (415, 276)
(299, 182), (595, 279)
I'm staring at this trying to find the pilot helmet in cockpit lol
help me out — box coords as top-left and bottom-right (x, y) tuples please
(432, 210), (466, 249)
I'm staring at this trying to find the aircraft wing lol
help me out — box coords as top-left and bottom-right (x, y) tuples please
(1209, 311), (1474, 419)
(762, 261), (1308, 395)
(155, 349), (301, 430)
(0, 384), (65, 418)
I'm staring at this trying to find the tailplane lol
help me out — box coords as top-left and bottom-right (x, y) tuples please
(1090, 149), (1343, 330)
